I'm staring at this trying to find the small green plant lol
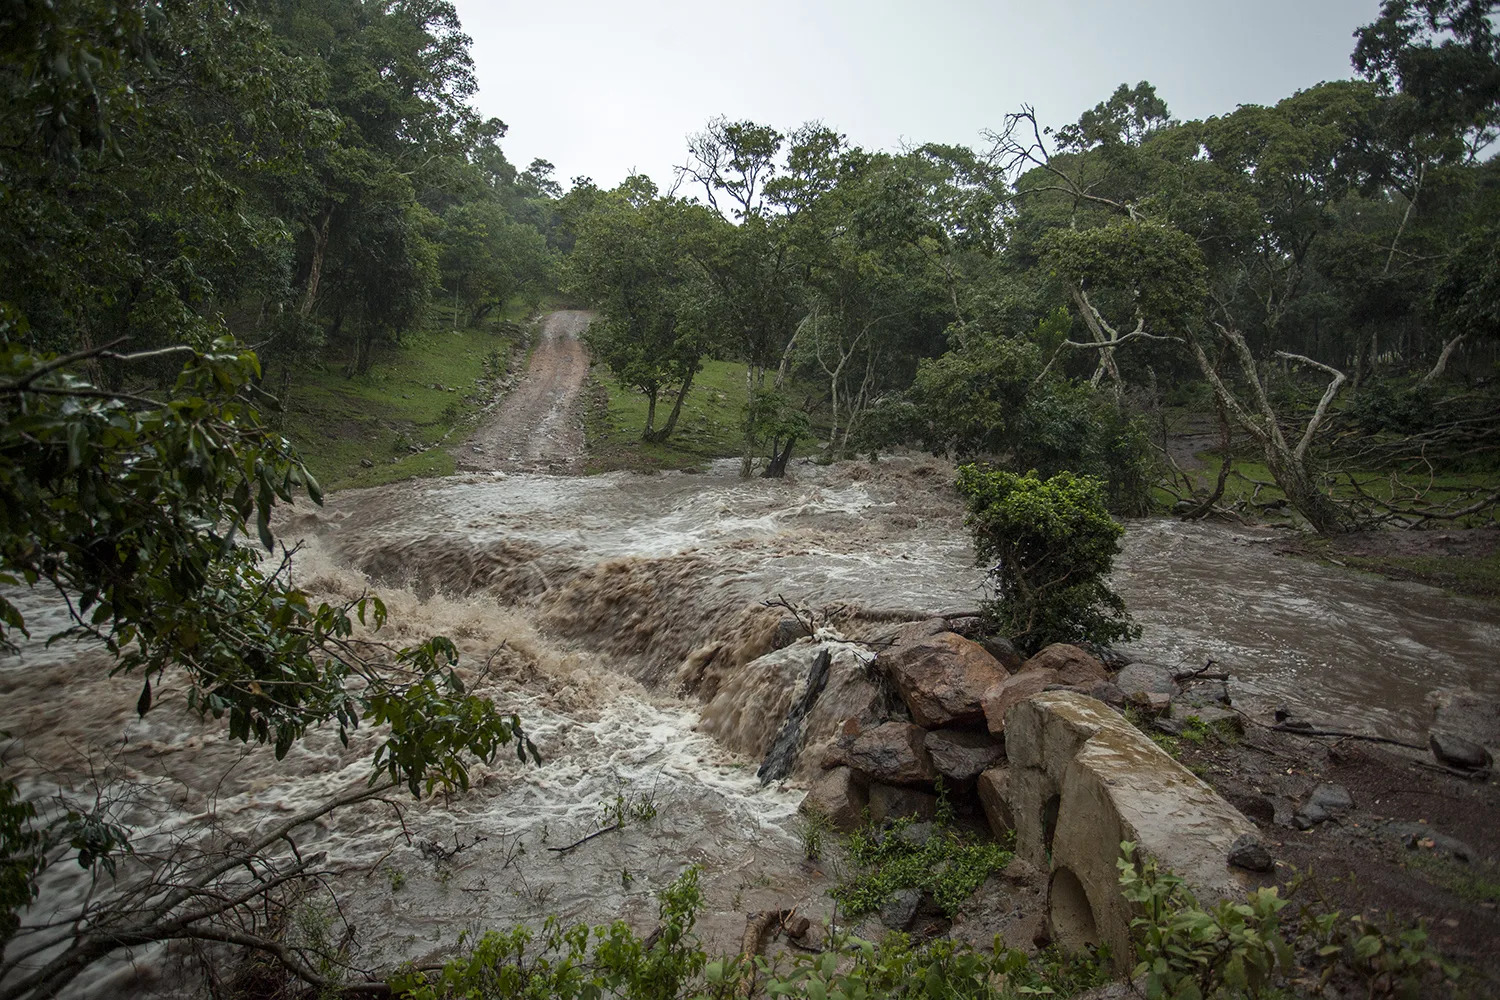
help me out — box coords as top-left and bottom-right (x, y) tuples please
(1179, 715), (1212, 744)
(796, 810), (833, 861)
(1119, 841), (1294, 998)
(601, 785), (659, 828)
(766, 932), (1110, 1000)
(387, 867), (406, 893)
(1118, 843), (1457, 1000)
(957, 466), (1140, 654)
(395, 867), (745, 1000)
(834, 817), (1013, 919)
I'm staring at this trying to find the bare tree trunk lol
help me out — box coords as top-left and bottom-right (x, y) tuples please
(300, 205), (333, 319)
(1420, 333), (1465, 386)
(645, 371), (696, 443)
(641, 387), (659, 441)
(1187, 324), (1351, 534)
(740, 364), (761, 478)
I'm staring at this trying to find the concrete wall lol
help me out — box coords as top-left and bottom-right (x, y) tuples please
(1004, 691), (1259, 966)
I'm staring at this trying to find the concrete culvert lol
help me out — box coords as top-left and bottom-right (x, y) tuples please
(1048, 865), (1100, 949)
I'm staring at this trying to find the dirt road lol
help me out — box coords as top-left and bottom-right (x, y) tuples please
(457, 310), (594, 473)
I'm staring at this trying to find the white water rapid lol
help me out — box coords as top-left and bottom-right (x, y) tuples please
(3, 454), (1498, 996)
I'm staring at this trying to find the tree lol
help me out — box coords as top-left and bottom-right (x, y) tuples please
(956, 466), (1138, 654)
(0, 333), (536, 995)
(569, 190), (716, 443)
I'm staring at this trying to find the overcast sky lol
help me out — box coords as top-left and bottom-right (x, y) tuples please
(451, 0), (1383, 193)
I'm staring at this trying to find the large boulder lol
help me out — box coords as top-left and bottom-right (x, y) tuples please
(879, 632), (1009, 728)
(846, 722), (938, 786)
(799, 766), (867, 832)
(699, 639), (898, 781)
(875, 617), (950, 647)
(1113, 662), (1180, 700)
(945, 618), (1025, 672)
(1430, 731), (1492, 771)
(949, 858), (1048, 952)
(1428, 687), (1500, 764)
(924, 728), (1004, 783)
(1018, 644), (1109, 686)
(982, 669), (1059, 737)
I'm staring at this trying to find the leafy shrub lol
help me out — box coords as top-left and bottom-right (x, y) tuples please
(1118, 843), (1457, 1000)
(869, 332), (1158, 514)
(393, 867), (733, 1000)
(956, 466), (1139, 654)
(1119, 843), (1295, 999)
(1346, 380), (1437, 435)
(834, 817), (1014, 919)
(767, 935), (1111, 1000)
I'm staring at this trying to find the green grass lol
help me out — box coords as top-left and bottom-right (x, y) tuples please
(1405, 852), (1500, 906)
(833, 815), (1014, 919)
(583, 360), (752, 473)
(584, 360), (837, 474)
(284, 300), (536, 490)
(1324, 549), (1500, 600)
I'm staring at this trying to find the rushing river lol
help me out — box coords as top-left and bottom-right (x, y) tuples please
(3, 455), (1498, 996)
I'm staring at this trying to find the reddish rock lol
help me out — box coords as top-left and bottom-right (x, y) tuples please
(879, 632), (1010, 728)
(819, 732), (855, 770)
(976, 767), (1014, 837)
(924, 728), (1004, 783)
(1018, 644), (1109, 686)
(800, 766), (867, 831)
(885, 617), (951, 646)
(982, 669), (1059, 737)
(867, 782), (938, 824)
(846, 722), (938, 786)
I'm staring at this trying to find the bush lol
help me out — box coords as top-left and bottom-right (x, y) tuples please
(956, 466), (1139, 654)
(1118, 843), (1457, 1000)
(887, 333), (1158, 514)
(833, 814), (1014, 919)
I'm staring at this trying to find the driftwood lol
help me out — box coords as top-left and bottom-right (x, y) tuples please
(1265, 724), (1426, 751)
(737, 909), (795, 998)
(545, 822), (621, 854)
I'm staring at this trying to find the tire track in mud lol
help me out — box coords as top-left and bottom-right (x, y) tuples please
(457, 310), (593, 473)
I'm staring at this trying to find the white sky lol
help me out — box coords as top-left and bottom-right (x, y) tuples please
(451, 0), (1382, 192)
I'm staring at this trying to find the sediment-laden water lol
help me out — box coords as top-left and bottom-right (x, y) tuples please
(4, 455), (1498, 995)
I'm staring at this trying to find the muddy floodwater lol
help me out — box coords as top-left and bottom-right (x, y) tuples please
(4, 338), (1499, 997)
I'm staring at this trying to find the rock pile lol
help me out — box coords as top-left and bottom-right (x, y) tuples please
(788, 617), (1261, 969)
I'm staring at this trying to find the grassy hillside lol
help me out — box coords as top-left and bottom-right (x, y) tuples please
(583, 360), (833, 473)
(583, 360), (749, 473)
(283, 300), (538, 490)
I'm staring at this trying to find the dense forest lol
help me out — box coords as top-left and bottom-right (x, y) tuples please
(4, 0), (1497, 528)
(570, 2), (1499, 531)
(1, 0), (1498, 997)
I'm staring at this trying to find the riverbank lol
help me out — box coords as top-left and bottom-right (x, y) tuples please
(1168, 715), (1500, 995)
(1274, 526), (1500, 602)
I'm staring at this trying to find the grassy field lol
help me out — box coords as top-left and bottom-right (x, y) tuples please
(283, 300), (537, 490)
(583, 360), (836, 473)
(583, 360), (751, 473)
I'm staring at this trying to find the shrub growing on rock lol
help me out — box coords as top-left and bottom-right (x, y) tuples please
(956, 466), (1139, 655)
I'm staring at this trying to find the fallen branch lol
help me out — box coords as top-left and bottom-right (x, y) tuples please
(1266, 725), (1425, 751)
(1173, 659), (1221, 683)
(545, 822), (621, 855)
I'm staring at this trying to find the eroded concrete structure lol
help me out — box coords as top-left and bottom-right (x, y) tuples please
(1004, 691), (1260, 967)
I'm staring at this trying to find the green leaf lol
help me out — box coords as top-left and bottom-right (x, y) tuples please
(136, 677), (152, 718)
